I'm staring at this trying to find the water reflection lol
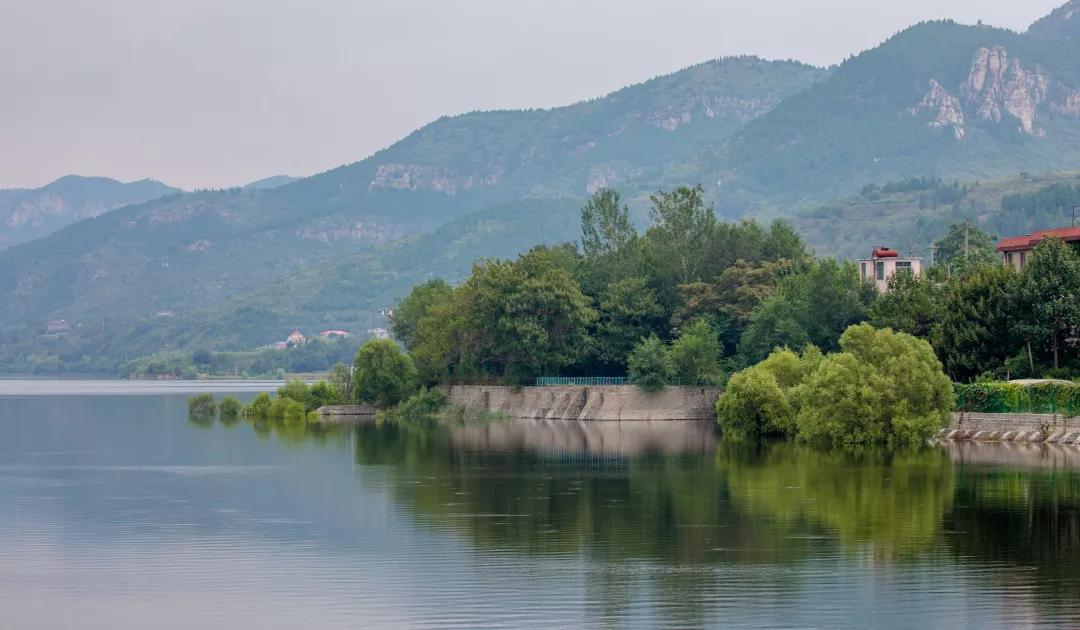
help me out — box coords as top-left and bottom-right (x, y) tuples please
(9, 394), (1080, 629)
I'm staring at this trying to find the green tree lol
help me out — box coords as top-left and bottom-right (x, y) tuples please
(628, 334), (674, 392)
(594, 276), (665, 368)
(460, 247), (595, 382)
(798, 324), (953, 446)
(248, 392), (272, 417)
(715, 347), (820, 438)
(737, 296), (811, 364)
(669, 319), (724, 386)
(277, 380), (313, 410)
(187, 393), (216, 418)
(310, 381), (344, 410)
(580, 188), (636, 258)
(643, 185), (718, 307)
(868, 271), (941, 339)
(354, 339), (417, 407)
(329, 362), (354, 402)
(933, 220), (997, 269)
(1013, 238), (1080, 371)
(931, 264), (1017, 380)
(393, 279), (453, 350)
(218, 396), (242, 419)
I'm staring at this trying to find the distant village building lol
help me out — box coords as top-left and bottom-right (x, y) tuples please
(320, 330), (352, 339)
(996, 226), (1080, 270)
(858, 247), (922, 292)
(286, 330), (306, 346)
(154, 310), (175, 318)
(367, 327), (390, 340)
(45, 319), (70, 335)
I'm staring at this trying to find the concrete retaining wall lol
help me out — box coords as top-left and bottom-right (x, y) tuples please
(944, 412), (1080, 443)
(447, 385), (720, 421)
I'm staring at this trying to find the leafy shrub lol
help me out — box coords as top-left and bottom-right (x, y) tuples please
(277, 380), (314, 409)
(954, 381), (1080, 417)
(309, 381), (344, 410)
(628, 334), (674, 392)
(187, 393), (216, 418)
(670, 319), (724, 386)
(247, 392), (272, 418)
(218, 396), (242, 419)
(797, 325), (953, 446)
(354, 340), (417, 407)
(715, 347), (816, 438)
(719, 325), (953, 446)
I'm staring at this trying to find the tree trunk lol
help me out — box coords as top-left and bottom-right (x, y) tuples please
(1053, 332), (1060, 370)
(1028, 341), (1035, 373)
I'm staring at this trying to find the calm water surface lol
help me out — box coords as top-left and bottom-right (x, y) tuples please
(3, 381), (1080, 628)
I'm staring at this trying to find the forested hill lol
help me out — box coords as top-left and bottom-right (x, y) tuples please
(0, 176), (179, 249)
(698, 6), (1080, 210)
(0, 57), (824, 339)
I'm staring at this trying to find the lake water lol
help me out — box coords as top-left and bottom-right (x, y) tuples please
(3, 382), (1080, 628)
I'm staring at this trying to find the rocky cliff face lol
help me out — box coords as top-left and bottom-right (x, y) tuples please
(912, 46), (1080, 139)
(0, 177), (179, 250)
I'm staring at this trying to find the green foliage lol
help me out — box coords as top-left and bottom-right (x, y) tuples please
(628, 335), (674, 392)
(393, 279), (453, 351)
(933, 220), (998, 268)
(931, 264), (1017, 381)
(187, 393), (217, 418)
(955, 381), (1080, 417)
(669, 319), (724, 386)
(869, 271), (942, 338)
(715, 347), (818, 438)
(722, 325), (952, 446)
(1012, 238), (1080, 370)
(580, 189), (636, 258)
(248, 392), (272, 417)
(218, 396), (242, 419)
(594, 277), (665, 368)
(738, 259), (874, 363)
(380, 387), (449, 425)
(354, 339), (417, 407)
(310, 381), (344, 409)
(277, 380), (314, 409)
(328, 363), (354, 402)
(797, 324), (953, 447)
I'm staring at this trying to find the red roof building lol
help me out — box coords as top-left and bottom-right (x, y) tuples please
(859, 246), (922, 292)
(997, 226), (1080, 269)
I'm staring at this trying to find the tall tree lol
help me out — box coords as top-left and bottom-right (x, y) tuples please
(393, 279), (453, 350)
(1013, 238), (1080, 370)
(931, 265), (1017, 380)
(580, 188), (636, 259)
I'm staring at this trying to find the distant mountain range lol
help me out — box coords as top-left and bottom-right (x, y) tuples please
(3, 1), (1080, 373)
(0, 176), (179, 250)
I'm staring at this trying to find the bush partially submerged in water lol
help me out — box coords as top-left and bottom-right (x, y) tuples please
(218, 396), (242, 419)
(716, 346), (821, 438)
(187, 393), (217, 418)
(243, 380), (344, 422)
(716, 324), (953, 447)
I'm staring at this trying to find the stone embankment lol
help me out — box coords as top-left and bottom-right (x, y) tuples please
(943, 412), (1080, 443)
(446, 385), (720, 421)
(316, 404), (375, 423)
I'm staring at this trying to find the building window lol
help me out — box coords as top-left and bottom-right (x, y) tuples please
(1020, 251), (1026, 267)
(861, 262), (867, 278)
(875, 261), (885, 281)
(1006, 252), (1014, 266)
(895, 261), (912, 274)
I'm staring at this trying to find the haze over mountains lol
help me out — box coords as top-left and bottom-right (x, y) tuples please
(3, 1), (1080, 374)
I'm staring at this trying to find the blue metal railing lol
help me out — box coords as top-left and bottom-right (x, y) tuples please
(534, 376), (630, 386)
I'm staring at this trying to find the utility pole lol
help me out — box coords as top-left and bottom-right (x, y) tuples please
(929, 243), (937, 267)
(1073, 205), (1078, 228)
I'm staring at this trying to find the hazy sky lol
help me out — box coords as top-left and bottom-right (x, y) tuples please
(0, 0), (1064, 190)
